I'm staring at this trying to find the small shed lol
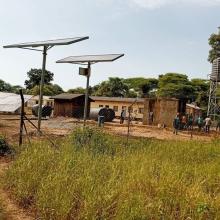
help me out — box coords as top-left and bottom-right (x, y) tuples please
(186, 103), (202, 119)
(51, 93), (93, 118)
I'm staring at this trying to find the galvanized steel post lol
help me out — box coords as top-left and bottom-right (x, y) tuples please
(83, 62), (91, 126)
(38, 46), (47, 133)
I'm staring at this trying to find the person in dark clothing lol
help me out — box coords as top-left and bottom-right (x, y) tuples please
(173, 114), (180, 135)
(120, 109), (126, 124)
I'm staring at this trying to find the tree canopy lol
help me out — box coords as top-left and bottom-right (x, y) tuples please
(25, 68), (54, 89)
(27, 84), (63, 96)
(157, 73), (195, 99)
(93, 77), (130, 97)
(208, 32), (220, 63)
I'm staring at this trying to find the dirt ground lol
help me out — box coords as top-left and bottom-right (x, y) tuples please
(0, 115), (219, 144)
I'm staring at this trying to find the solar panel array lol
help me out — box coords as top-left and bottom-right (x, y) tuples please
(56, 54), (124, 64)
(211, 58), (220, 82)
(3, 37), (89, 48)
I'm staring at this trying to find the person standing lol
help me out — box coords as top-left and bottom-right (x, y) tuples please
(120, 109), (126, 124)
(173, 114), (180, 135)
(181, 115), (187, 130)
(197, 115), (203, 132)
(216, 116), (220, 132)
(205, 116), (212, 133)
(187, 114), (194, 131)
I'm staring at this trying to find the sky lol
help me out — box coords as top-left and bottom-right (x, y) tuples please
(0, 0), (220, 90)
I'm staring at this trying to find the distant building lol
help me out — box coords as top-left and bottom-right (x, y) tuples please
(27, 95), (54, 108)
(143, 98), (179, 127)
(90, 96), (144, 119)
(186, 103), (202, 119)
(51, 93), (94, 118)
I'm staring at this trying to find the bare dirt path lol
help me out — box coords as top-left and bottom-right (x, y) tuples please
(0, 159), (33, 220)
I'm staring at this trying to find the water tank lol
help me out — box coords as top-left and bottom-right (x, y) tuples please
(210, 58), (220, 82)
(32, 105), (53, 117)
(89, 108), (115, 122)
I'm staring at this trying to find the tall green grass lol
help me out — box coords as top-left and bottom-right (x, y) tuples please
(5, 127), (220, 219)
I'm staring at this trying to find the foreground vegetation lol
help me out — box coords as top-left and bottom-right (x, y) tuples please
(4, 128), (220, 219)
(0, 200), (7, 220)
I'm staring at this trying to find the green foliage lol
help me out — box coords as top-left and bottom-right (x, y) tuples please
(0, 79), (25, 94)
(191, 79), (209, 109)
(27, 84), (63, 96)
(94, 77), (129, 97)
(157, 73), (195, 99)
(71, 127), (116, 156)
(24, 68), (54, 90)
(124, 77), (158, 97)
(67, 87), (85, 94)
(208, 33), (220, 63)
(0, 136), (11, 156)
(5, 129), (220, 219)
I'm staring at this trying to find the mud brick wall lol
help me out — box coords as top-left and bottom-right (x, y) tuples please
(154, 99), (178, 127)
(143, 98), (179, 127)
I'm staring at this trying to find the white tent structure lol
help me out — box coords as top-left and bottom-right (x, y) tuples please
(0, 92), (32, 113)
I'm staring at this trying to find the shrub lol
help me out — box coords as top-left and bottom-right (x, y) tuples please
(0, 136), (12, 157)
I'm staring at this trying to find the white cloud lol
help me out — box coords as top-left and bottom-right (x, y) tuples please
(129, 0), (220, 9)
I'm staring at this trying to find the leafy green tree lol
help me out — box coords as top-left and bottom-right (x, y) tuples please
(191, 79), (209, 108)
(25, 68), (54, 89)
(67, 87), (85, 94)
(28, 84), (63, 96)
(208, 31), (220, 63)
(123, 77), (158, 97)
(94, 77), (129, 97)
(0, 79), (13, 92)
(157, 73), (195, 99)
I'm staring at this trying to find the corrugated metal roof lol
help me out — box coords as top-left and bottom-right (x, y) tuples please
(91, 96), (145, 103)
(56, 54), (124, 64)
(51, 93), (85, 100)
(3, 37), (89, 48)
(186, 103), (201, 110)
(0, 92), (32, 113)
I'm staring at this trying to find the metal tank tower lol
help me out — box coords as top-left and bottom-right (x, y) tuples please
(207, 57), (220, 117)
(207, 27), (220, 118)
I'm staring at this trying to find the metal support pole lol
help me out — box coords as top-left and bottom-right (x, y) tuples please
(19, 89), (25, 146)
(83, 62), (91, 126)
(38, 46), (47, 133)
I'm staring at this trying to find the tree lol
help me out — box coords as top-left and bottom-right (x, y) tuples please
(157, 73), (195, 99)
(190, 79), (209, 110)
(94, 77), (129, 97)
(123, 77), (158, 97)
(0, 79), (13, 92)
(25, 68), (54, 89)
(67, 87), (85, 94)
(28, 84), (63, 96)
(208, 31), (220, 63)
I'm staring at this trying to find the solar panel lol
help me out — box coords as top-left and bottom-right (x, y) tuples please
(56, 54), (124, 64)
(3, 37), (89, 48)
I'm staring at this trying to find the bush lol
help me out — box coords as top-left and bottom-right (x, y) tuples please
(71, 127), (117, 156)
(0, 136), (12, 157)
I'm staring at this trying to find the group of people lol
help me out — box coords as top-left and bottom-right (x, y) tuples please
(173, 113), (220, 135)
